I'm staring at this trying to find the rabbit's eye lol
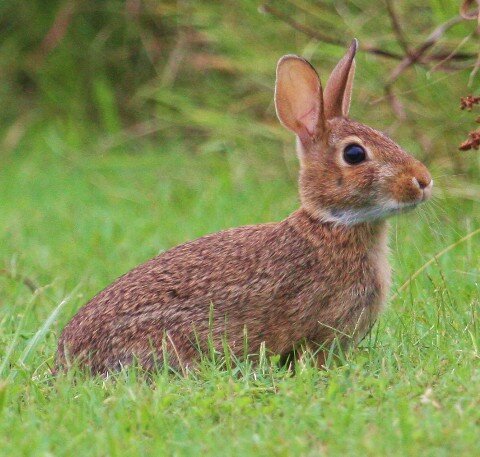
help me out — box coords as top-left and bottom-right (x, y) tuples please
(343, 144), (366, 165)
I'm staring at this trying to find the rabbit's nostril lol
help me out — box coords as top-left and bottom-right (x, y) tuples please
(413, 176), (431, 190)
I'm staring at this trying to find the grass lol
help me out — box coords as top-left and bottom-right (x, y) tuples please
(0, 122), (479, 456)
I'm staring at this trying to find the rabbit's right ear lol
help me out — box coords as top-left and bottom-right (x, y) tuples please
(275, 56), (326, 143)
(323, 39), (358, 119)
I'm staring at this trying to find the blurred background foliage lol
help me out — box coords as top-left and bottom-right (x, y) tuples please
(0, 0), (479, 181)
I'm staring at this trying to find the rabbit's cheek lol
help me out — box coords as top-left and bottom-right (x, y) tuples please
(341, 167), (376, 200)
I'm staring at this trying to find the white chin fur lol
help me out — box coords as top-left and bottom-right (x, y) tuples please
(320, 200), (418, 226)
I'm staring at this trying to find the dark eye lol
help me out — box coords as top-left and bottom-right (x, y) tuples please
(343, 143), (366, 165)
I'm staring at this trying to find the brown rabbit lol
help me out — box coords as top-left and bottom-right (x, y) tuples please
(57, 40), (433, 374)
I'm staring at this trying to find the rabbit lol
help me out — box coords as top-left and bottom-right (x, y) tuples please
(57, 39), (433, 374)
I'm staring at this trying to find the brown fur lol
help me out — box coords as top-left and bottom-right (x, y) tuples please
(56, 41), (431, 374)
(57, 210), (389, 373)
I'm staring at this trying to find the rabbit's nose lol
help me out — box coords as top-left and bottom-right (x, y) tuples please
(412, 175), (433, 200)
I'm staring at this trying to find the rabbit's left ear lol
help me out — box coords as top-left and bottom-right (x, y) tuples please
(275, 55), (326, 144)
(324, 39), (358, 119)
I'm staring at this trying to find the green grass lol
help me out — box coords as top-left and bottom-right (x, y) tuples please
(1, 124), (479, 456)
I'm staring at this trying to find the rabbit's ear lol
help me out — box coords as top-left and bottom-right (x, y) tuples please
(324, 39), (358, 119)
(275, 55), (326, 143)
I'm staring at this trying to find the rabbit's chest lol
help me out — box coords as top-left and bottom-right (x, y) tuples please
(306, 241), (391, 340)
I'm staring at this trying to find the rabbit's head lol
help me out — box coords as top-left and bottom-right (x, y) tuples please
(275, 40), (432, 225)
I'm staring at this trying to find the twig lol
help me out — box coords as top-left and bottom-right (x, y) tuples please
(160, 29), (190, 87)
(260, 3), (476, 64)
(460, 0), (480, 25)
(385, 0), (411, 56)
(40, 1), (75, 55)
(461, 0), (480, 85)
(384, 87), (406, 120)
(468, 49), (480, 86)
(429, 33), (473, 72)
(260, 3), (402, 61)
(260, 4), (344, 47)
(386, 15), (467, 86)
(383, 15), (468, 118)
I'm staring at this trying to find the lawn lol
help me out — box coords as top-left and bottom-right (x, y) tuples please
(0, 123), (479, 455)
(1, 0), (480, 455)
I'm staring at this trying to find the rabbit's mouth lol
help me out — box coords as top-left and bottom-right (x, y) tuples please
(326, 199), (423, 225)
